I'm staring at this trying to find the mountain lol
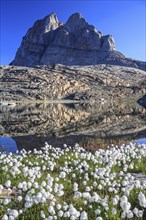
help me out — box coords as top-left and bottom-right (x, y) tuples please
(10, 12), (145, 70)
(1, 13), (145, 104)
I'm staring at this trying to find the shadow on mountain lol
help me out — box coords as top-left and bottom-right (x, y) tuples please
(137, 94), (146, 109)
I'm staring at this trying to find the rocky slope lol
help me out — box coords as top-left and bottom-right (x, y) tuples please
(10, 13), (145, 70)
(0, 64), (145, 103)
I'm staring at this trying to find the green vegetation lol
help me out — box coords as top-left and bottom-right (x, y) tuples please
(0, 142), (146, 220)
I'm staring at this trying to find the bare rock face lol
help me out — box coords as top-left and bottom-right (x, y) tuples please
(10, 12), (145, 70)
(11, 13), (60, 66)
(101, 35), (116, 50)
(0, 64), (146, 103)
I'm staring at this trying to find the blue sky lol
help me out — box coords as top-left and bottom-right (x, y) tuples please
(0, 0), (145, 65)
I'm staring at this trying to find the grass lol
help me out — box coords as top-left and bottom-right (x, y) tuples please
(79, 137), (135, 151)
(0, 142), (146, 220)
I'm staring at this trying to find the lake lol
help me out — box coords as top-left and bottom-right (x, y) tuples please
(0, 101), (146, 153)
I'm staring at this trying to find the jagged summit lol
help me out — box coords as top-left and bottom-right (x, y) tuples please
(43, 12), (59, 32)
(66, 12), (88, 29)
(10, 12), (145, 70)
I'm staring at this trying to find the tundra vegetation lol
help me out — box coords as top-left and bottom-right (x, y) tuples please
(0, 142), (146, 220)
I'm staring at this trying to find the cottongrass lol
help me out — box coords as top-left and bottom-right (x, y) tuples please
(0, 142), (146, 219)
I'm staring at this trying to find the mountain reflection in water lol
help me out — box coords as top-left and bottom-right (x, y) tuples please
(0, 102), (145, 151)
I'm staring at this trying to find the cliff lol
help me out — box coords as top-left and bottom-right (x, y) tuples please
(10, 13), (145, 70)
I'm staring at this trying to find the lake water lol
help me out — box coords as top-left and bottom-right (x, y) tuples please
(0, 102), (146, 153)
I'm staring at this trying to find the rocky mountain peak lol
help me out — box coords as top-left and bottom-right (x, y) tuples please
(65, 12), (101, 38)
(48, 12), (58, 22)
(67, 12), (83, 22)
(30, 12), (59, 35)
(66, 12), (87, 30)
(10, 12), (145, 70)
(43, 12), (59, 32)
